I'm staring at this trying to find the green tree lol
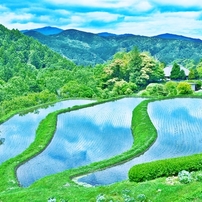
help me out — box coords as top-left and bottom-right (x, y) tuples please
(179, 69), (186, 80)
(128, 47), (142, 85)
(165, 81), (178, 96)
(188, 69), (199, 80)
(144, 83), (167, 97)
(170, 63), (181, 80)
(188, 69), (195, 80)
(194, 69), (199, 79)
(140, 52), (165, 84)
(177, 82), (193, 95)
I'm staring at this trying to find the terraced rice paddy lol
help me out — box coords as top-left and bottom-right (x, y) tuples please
(16, 98), (144, 187)
(0, 100), (93, 164)
(2, 97), (202, 188)
(77, 98), (202, 186)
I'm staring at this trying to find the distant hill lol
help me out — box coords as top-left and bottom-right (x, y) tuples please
(97, 32), (134, 37)
(154, 33), (202, 43)
(21, 26), (63, 35)
(24, 28), (202, 66)
(97, 32), (117, 37)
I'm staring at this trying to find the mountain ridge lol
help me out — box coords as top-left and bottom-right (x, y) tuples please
(21, 26), (202, 42)
(21, 26), (63, 35)
(22, 27), (202, 66)
(154, 33), (202, 43)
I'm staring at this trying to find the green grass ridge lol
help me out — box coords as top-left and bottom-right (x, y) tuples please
(1, 97), (202, 201)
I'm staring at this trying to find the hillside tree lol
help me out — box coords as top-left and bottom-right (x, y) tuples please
(170, 63), (181, 80)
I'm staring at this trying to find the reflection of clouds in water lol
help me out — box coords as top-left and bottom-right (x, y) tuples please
(148, 98), (202, 135)
(78, 98), (202, 186)
(0, 99), (93, 164)
(17, 98), (144, 187)
(60, 98), (144, 128)
(150, 98), (202, 119)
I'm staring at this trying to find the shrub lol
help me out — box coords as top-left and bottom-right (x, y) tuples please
(196, 173), (202, 182)
(178, 170), (192, 184)
(165, 81), (178, 96)
(177, 82), (193, 95)
(144, 83), (167, 97)
(137, 194), (146, 202)
(128, 153), (202, 183)
(48, 197), (56, 202)
(96, 194), (106, 202)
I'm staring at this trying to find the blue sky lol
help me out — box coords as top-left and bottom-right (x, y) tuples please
(1, 0), (202, 38)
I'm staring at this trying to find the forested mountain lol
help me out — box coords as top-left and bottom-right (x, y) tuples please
(154, 33), (202, 43)
(24, 28), (202, 66)
(25, 29), (115, 65)
(0, 24), (77, 115)
(0, 23), (167, 117)
(21, 26), (63, 35)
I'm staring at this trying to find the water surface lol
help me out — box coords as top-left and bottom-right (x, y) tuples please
(77, 98), (202, 186)
(17, 98), (144, 187)
(0, 100), (93, 164)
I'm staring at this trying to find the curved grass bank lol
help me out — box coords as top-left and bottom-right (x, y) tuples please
(28, 99), (158, 186)
(128, 97), (202, 183)
(0, 97), (156, 191)
(1, 97), (202, 201)
(0, 96), (134, 191)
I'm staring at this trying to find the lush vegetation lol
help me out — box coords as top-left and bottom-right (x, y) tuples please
(129, 151), (202, 183)
(0, 24), (166, 119)
(170, 63), (186, 80)
(2, 98), (202, 201)
(25, 28), (202, 67)
(139, 81), (195, 97)
(2, 23), (202, 201)
(0, 99), (158, 199)
(129, 98), (202, 183)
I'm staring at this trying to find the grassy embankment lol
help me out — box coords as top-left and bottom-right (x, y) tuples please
(1, 97), (202, 201)
(0, 98), (158, 201)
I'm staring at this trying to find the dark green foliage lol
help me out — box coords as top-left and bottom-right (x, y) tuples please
(164, 81), (178, 96)
(177, 82), (193, 95)
(128, 152), (202, 183)
(179, 69), (186, 80)
(143, 83), (167, 97)
(25, 29), (202, 66)
(170, 63), (181, 80)
(128, 47), (142, 84)
(188, 69), (199, 80)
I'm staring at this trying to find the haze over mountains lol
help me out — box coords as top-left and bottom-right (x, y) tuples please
(23, 26), (202, 66)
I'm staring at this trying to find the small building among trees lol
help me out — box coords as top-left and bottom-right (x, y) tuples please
(164, 63), (199, 91)
(164, 63), (190, 80)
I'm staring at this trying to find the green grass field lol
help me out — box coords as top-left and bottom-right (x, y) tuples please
(0, 97), (202, 201)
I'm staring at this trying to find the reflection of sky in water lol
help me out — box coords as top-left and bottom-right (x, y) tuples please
(0, 100), (93, 164)
(77, 98), (202, 186)
(17, 98), (144, 187)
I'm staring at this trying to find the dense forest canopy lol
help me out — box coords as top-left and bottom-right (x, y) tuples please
(24, 28), (202, 67)
(1, 24), (202, 117)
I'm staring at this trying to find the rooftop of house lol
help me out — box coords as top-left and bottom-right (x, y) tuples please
(164, 65), (190, 77)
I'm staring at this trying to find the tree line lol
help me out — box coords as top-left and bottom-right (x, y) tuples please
(1, 24), (202, 117)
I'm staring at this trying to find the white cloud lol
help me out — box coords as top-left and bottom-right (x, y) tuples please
(0, 5), (9, 11)
(83, 11), (121, 22)
(1, 0), (202, 38)
(45, 0), (144, 9)
(0, 10), (34, 29)
(151, 0), (202, 7)
(135, 1), (153, 12)
(104, 10), (202, 38)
